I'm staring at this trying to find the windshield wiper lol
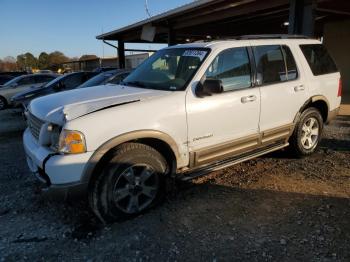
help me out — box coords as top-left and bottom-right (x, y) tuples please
(121, 81), (146, 88)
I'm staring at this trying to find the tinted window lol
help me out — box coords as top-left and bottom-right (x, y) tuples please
(62, 74), (84, 89)
(18, 76), (36, 85)
(282, 46), (298, 81)
(35, 75), (55, 83)
(205, 47), (251, 92)
(108, 72), (130, 84)
(254, 45), (286, 85)
(300, 44), (338, 76)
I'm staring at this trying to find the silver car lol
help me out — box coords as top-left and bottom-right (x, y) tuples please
(0, 73), (57, 110)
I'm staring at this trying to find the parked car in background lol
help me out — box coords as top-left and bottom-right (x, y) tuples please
(0, 75), (14, 85)
(93, 67), (119, 73)
(37, 70), (54, 74)
(77, 69), (131, 89)
(11, 71), (97, 108)
(0, 71), (28, 78)
(0, 74), (57, 110)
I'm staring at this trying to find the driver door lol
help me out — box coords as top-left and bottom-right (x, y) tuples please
(186, 46), (261, 167)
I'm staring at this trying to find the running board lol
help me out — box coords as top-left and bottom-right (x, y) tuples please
(180, 142), (289, 181)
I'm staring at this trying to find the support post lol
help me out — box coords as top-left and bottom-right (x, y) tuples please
(288, 0), (316, 37)
(168, 27), (176, 46)
(118, 40), (125, 69)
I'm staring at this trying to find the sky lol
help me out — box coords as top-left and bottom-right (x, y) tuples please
(0, 0), (193, 59)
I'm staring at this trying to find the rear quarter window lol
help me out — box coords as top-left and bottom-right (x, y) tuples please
(300, 44), (338, 76)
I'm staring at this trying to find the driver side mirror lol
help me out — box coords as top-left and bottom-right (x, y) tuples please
(195, 79), (223, 97)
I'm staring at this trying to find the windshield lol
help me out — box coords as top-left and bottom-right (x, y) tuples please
(2, 75), (24, 86)
(42, 74), (65, 88)
(122, 48), (210, 91)
(78, 70), (117, 88)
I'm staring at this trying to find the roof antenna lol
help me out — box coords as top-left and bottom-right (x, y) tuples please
(145, 0), (152, 18)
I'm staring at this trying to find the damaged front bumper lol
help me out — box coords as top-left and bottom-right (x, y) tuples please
(23, 128), (93, 199)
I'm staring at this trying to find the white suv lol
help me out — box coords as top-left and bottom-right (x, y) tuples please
(23, 36), (341, 222)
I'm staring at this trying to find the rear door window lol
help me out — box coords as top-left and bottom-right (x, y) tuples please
(253, 45), (286, 85)
(282, 46), (298, 81)
(253, 45), (299, 85)
(300, 44), (338, 76)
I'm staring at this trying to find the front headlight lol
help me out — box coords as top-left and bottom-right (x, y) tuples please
(58, 130), (87, 154)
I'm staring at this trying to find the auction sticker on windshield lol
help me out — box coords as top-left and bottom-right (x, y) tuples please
(183, 50), (208, 61)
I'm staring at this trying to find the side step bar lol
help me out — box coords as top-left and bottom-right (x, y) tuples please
(180, 142), (289, 181)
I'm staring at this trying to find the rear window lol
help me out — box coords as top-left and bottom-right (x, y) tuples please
(300, 44), (338, 76)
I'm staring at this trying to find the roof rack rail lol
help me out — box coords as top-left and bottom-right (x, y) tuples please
(236, 34), (309, 40)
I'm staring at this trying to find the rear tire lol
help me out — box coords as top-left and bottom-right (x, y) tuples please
(0, 96), (7, 110)
(289, 107), (323, 157)
(89, 143), (168, 223)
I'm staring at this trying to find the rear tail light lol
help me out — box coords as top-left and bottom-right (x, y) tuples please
(338, 78), (342, 97)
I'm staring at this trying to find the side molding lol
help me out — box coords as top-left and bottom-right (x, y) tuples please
(81, 130), (181, 184)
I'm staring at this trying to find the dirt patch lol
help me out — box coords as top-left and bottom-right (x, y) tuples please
(0, 109), (349, 261)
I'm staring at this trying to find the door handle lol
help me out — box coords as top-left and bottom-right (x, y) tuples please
(241, 95), (257, 103)
(294, 85), (305, 92)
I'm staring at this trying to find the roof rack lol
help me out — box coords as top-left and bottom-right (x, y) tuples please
(236, 34), (309, 40)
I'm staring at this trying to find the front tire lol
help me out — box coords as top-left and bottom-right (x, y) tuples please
(289, 107), (323, 157)
(89, 143), (168, 223)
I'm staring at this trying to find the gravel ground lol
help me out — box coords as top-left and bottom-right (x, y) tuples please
(0, 108), (349, 261)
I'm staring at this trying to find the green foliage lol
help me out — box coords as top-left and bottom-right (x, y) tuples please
(17, 52), (38, 70)
(38, 52), (49, 69)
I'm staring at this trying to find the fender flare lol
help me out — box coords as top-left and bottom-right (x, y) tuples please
(80, 130), (181, 184)
(293, 95), (330, 124)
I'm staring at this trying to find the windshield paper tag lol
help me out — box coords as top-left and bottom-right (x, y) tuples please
(183, 50), (207, 61)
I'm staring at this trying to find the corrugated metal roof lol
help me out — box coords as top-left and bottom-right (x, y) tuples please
(96, 0), (218, 39)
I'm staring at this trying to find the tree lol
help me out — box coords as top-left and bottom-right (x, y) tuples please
(79, 54), (98, 61)
(48, 51), (69, 70)
(0, 57), (18, 72)
(38, 52), (49, 69)
(16, 52), (37, 70)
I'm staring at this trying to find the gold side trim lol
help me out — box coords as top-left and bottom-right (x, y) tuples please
(189, 123), (294, 168)
(261, 123), (294, 145)
(191, 134), (260, 167)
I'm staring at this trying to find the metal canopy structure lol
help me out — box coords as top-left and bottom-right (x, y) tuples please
(96, 0), (350, 68)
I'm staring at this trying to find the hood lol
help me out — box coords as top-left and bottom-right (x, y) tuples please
(29, 84), (170, 125)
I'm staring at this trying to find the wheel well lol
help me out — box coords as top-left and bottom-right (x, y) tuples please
(88, 138), (177, 187)
(305, 99), (328, 122)
(0, 95), (7, 103)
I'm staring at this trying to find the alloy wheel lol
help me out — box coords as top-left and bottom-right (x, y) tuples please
(301, 117), (319, 150)
(112, 164), (159, 214)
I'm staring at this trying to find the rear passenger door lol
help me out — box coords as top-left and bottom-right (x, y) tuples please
(253, 44), (308, 140)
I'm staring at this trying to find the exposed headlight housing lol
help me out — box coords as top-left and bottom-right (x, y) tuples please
(58, 130), (87, 154)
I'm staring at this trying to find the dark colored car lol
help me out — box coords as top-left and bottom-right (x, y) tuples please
(0, 71), (28, 77)
(11, 72), (97, 108)
(0, 75), (14, 85)
(77, 69), (131, 88)
(93, 67), (119, 73)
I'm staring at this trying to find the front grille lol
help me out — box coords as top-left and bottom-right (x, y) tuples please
(28, 112), (45, 141)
